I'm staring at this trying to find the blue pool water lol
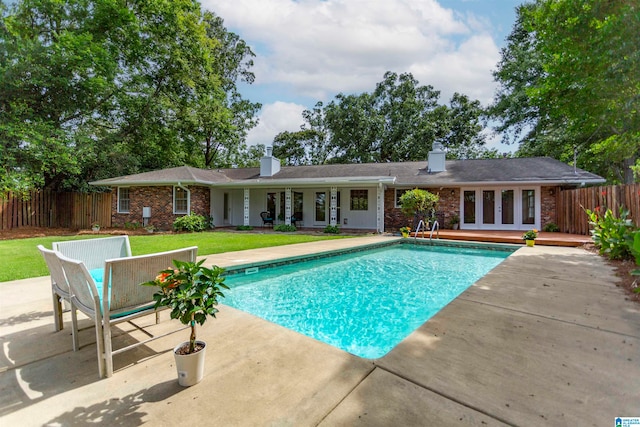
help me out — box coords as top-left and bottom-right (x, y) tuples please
(223, 243), (512, 358)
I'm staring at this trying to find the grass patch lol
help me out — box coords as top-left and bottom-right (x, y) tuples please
(1, 231), (351, 282)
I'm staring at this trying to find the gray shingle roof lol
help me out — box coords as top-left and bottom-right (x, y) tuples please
(90, 157), (605, 187)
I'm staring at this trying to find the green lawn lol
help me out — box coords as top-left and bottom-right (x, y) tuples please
(1, 231), (351, 282)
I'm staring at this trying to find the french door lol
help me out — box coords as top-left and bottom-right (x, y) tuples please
(461, 187), (539, 230)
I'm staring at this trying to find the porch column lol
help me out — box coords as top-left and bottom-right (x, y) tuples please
(330, 186), (337, 227)
(243, 188), (250, 226)
(377, 183), (384, 233)
(285, 187), (292, 225)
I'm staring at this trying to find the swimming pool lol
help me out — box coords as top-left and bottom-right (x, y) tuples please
(223, 242), (513, 358)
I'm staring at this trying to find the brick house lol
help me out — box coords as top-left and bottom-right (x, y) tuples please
(91, 144), (605, 232)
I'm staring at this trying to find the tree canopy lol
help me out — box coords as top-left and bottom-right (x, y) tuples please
(273, 71), (496, 166)
(490, 0), (639, 183)
(0, 0), (259, 194)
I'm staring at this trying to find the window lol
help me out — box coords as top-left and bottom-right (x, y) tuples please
(293, 192), (304, 214)
(395, 189), (409, 208)
(174, 187), (190, 214)
(118, 187), (130, 213)
(350, 189), (368, 211)
(267, 193), (276, 217)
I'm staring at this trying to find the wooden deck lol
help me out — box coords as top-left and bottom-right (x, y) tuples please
(412, 230), (592, 247)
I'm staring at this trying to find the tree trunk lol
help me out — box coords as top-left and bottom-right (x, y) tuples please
(623, 157), (636, 184)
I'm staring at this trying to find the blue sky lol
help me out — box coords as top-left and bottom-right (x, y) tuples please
(202, 0), (524, 152)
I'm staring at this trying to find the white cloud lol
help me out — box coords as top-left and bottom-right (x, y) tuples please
(202, 0), (504, 145)
(205, 0), (494, 96)
(246, 102), (306, 146)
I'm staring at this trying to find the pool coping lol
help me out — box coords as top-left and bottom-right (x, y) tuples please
(223, 237), (518, 276)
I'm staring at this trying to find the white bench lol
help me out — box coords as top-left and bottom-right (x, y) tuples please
(57, 246), (198, 378)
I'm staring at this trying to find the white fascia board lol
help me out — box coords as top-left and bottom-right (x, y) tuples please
(90, 179), (213, 187)
(210, 176), (397, 188)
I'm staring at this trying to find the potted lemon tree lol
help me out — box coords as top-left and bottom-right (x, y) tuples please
(144, 259), (228, 386)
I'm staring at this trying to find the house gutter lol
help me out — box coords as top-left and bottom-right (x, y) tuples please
(395, 178), (606, 187)
(91, 176), (603, 188)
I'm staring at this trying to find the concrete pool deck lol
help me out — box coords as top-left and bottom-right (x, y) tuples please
(1, 236), (639, 426)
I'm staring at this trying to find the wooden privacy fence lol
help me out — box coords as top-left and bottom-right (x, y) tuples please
(0, 190), (112, 231)
(558, 184), (640, 235)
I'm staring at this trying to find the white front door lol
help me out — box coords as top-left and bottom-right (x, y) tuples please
(461, 187), (540, 230)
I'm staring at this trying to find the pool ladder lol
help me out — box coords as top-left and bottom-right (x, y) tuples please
(414, 220), (439, 240)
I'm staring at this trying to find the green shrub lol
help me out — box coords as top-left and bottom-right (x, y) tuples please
(585, 206), (634, 260)
(323, 225), (340, 234)
(173, 212), (208, 232)
(124, 221), (141, 230)
(236, 225), (254, 231)
(543, 223), (560, 232)
(274, 224), (297, 232)
(399, 189), (439, 218)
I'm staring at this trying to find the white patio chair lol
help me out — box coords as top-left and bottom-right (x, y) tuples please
(37, 245), (80, 348)
(52, 235), (132, 270)
(56, 246), (198, 378)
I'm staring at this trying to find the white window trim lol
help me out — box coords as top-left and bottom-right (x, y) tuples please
(117, 187), (130, 214)
(173, 186), (191, 214)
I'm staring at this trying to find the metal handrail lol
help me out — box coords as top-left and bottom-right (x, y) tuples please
(414, 220), (426, 239)
(429, 220), (440, 240)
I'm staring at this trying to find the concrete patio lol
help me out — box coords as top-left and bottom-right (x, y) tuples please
(1, 236), (638, 426)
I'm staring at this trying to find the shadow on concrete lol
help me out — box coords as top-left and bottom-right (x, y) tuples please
(45, 380), (183, 426)
(0, 311), (53, 327)
(0, 320), (169, 417)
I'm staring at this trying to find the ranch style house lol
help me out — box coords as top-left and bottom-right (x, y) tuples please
(90, 144), (605, 233)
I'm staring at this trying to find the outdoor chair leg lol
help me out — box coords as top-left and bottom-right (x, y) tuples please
(71, 303), (80, 351)
(103, 319), (114, 378)
(94, 320), (106, 378)
(52, 292), (63, 332)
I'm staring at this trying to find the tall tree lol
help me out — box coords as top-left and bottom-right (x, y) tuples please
(177, 12), (261, 169)
(272, 101), (331, 166)
(438, 93), (491, 159)
(278, 71), (490, 164)
(324, 92), (382, 163)
(0, 0), (260, 194)
(490, 0), (639, 183)
(373, 71), (442, 162)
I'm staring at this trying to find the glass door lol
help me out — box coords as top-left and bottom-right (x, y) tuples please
(462, 187), (535, 230)
(223, 192), (230, 225)
(482, 190), (495, 226)
(501, 190), (514, 225)
(315, 192), (327, 225)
